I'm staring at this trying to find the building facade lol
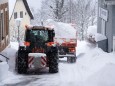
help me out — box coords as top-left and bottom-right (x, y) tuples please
(9, 0), (33, 41)
(98, 0), (115, 52)
(0, 0), (9, 52)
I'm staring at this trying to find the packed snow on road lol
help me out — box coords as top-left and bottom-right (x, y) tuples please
(0, 40), (115, 86)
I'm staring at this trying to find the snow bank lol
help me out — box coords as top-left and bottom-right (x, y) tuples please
(84, 64), (115, 86)
(87, 25), (97, 36)
(0, 42), (19, 82)
(44, 19), (76, 38)
(0, 62), (9, 82)
(87, 26), (107, 42)
(95, 33), (107, 42)
(1, 42), (18, 72)
(76, 41), (115, 86)
(0, 71), (23, 85)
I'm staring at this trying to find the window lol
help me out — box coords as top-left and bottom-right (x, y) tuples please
(1, 13), (4, 40)
(0, 12), (1, 41)
(14, 12), (17, 19)
(5, 10), (8, 35)
(20, 11), (23, 18)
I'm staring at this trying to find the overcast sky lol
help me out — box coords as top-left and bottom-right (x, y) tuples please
(27, 0), (42, 10)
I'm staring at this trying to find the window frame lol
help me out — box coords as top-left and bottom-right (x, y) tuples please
(1, 10), (4, 40)
(14, 12), (17, 19)
(5, 8), (8, 35)
(0, 12), (1, 41)
(20, 11), (23, 18)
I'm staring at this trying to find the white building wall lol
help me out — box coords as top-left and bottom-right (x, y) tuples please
(10, 0), (31, 29)
(9, 0), (31, 41)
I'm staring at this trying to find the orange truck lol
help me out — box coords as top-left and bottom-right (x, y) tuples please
(54, 37), (77, 62)
(44, 20), (77, 62)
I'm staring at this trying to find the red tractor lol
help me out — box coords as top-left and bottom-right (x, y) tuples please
(15, 26), (58, 74)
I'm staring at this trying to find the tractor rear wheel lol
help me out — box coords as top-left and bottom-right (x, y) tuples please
(48, 47), (58, 73)
(16, 47), (28, 74)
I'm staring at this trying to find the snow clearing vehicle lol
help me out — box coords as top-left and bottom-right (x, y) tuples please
(15, 25), (58, 74)
(44, 20), (77, 63)
(55, 38), (77, 63)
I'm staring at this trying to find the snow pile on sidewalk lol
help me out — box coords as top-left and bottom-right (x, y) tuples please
(0, 62), (9, 82)
(0, 42), (18, 82)
(1, 42), (18, 72)
(87, 25), (107, 42)
(75, 41), (115, 86)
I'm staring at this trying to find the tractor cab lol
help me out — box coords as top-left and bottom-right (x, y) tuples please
(24, 26), (55, 53)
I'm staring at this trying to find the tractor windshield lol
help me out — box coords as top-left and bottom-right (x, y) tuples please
(34, 30), (48, 41)
(29, 30), (49, 43)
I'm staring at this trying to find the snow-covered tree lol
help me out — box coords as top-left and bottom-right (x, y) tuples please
(71, 0), (97, 40)
(30, 7), (43, 25)
(10, 26), (25, 42)
(40, 0), (68, 22)
(30, 0), (97, 40)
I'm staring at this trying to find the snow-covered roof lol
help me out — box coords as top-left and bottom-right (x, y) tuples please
(9, 0), (34, 21)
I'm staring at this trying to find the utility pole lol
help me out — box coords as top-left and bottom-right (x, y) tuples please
(18, 26), (20, 43)
(15, 18), (22, 43)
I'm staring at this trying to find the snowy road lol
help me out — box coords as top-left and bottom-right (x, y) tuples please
(2, 72), (60, 86)
(1, 42), (115, 86)
(0, 59), (81, 86)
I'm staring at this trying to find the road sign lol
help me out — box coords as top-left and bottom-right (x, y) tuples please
(99, 7), (108, 21)
(105, 0), (115, 5)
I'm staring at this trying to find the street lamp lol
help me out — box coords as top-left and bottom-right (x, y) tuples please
(15, 18), (22, 43)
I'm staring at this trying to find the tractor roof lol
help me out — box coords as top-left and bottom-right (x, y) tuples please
(26, 25), (54, 30)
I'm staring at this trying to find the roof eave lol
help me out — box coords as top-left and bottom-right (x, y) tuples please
(23, 0), (34, 19)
